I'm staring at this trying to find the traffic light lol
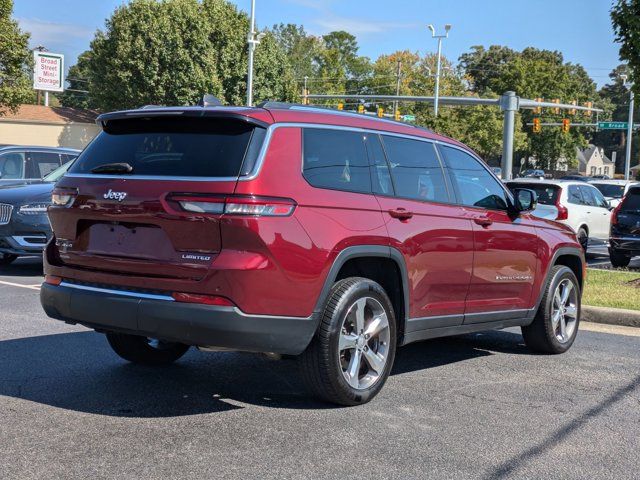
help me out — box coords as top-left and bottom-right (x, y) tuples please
(357, 104), (364, 114)
(584, 101), (593, 117)
(562, 118), (570, 134)
(337, 102), (344, 111)
(533, 117), (541, 133)
(377, 107), (384, 118)
(534, 98), (543, 114)
(394, 109), (401, 121)
(569, 100), (577, 115)
(552, 99), (560, 115)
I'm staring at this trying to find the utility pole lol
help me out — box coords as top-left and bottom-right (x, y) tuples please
(303, 75), (308, 105)
(427, 24), (451, 117)
(500, 91), (518, 181)
(393, 60), (402, 117)
(246, 0), (265, 106)
(621, 74), (635, 180)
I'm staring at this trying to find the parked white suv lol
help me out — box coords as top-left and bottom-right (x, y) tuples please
(507, 179), (612, 250)
(590, 180), (638, 208)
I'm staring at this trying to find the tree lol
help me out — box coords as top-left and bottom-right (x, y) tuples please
(611, 0), (640, 89)
(0, 0), (33, 115)
(59, 51), (94, 109)
(272, 23), (322, 80)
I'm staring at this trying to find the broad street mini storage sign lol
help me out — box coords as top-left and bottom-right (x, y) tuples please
(33, 51), (64, 92)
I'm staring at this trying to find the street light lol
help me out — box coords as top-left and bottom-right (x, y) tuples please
(621, 73), (635, 180)
(246, 0), (266, 107)
(427, 23), (451, 117)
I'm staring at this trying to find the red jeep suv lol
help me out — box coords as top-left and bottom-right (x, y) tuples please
(41, 101), (585, 405)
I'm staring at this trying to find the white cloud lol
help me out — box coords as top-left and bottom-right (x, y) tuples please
(315, 17), (420, 35)
(17, 17), (94, 48)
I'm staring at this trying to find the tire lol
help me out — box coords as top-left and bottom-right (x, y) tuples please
(609, 248), (631, 268)
(106, 332), (190, 366)
(300, 277), (397, 406)
(0, 254), (17, 265)
(577, 227), (588, 252)
(522, 265), (581, 354)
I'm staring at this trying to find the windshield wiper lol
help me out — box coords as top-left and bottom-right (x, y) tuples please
(91, 162), (134, 174)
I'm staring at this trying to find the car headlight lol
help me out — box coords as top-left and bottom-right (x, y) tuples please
(18, 203), (50, 215)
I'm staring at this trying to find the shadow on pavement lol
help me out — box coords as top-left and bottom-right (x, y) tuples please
(0, 328), (528, 417)
(0, 257), (43, 278)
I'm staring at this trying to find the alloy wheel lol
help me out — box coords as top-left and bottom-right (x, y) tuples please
(551, 279), (578, 343)
(338, 296), (390, 390)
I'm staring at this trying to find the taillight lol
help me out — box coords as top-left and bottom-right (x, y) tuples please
(555, 188), (568, 220)
(611, 202), (623, 225)
(44, 275), (63, 286)
(51, 187), (78, 207)
(167, 194), (296, 217)
(172, 292), (235, 307)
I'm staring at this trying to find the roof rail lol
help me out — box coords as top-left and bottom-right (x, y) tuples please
(140, 105), (165, 109)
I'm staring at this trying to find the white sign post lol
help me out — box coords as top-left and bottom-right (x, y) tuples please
(33, 51), (64, 106)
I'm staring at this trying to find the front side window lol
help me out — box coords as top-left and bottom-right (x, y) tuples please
(303, 128), (371, 194)
(381, 135), (448, 203)
(577, 185), (598, 207)
(440, 145), (509, 210)
(0, 151), (25, 179)
(27, 151), (62, 178)
(587, 186), (609, 208)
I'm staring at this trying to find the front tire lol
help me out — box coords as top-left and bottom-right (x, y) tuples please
(300, 277), (397, 406)
(522, 265), (580, 354)
(609, 248), (631, 268)
(0, 253), (17, 265)
(106, 332), (190, 366)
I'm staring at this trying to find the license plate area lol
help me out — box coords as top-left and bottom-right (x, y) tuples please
(86, 223), (175, 260)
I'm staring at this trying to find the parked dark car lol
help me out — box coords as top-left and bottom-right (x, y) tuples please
(560, 175), (593, 182)
(609, 185), (640, 267)
(40, 101), (584, 405)
(0, 162), (72, 265)
(0, 145), (79, 187)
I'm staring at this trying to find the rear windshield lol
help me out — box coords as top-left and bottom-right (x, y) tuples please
(69, 117), (265, 178)
(593, 183), (625, 198)
(506, 182), (559, 205)
(621, 189), (640, 212)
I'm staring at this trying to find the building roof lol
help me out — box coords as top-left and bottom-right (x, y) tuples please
(578, 145), (614, 166)
(0, 105), (98, 125)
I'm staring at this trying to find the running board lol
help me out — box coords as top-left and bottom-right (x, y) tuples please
(401, 317), (531, 346)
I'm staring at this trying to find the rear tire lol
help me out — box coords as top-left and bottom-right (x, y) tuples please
(522, 265), (580, 354)
(577, 227), (588, 252)
(300, 277), (397, 406)
(106, 332), (190, 366)
(609, 248), (631, 268)
(0, 254), (17, 265)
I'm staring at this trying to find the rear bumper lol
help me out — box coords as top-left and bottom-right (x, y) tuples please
(40, 282), (318, 355)
(609, 237), (640, 254)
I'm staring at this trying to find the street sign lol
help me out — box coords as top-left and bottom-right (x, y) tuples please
(598, 121), (628, 130)
(402, 114), (416, 122)
(33, 51), (64, 92)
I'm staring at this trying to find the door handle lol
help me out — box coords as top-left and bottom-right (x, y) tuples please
(474, 216), (493, 227)
(388, 208), (413, 220)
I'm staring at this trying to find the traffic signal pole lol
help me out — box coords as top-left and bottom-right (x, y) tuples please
(500, 91), (518, 181)
(625, 89), (634, 180)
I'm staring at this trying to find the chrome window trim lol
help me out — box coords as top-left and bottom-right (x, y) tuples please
(59, 281), (175, 302)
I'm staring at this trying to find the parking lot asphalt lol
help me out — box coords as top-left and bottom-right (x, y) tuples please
(1, 257), (639, 479)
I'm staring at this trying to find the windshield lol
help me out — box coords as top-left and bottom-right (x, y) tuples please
(507, 182), (559, 206)
(68, 117), (263, 178)
(592, 183), (625, 198)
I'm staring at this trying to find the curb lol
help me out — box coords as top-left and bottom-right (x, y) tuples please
(581, 305), (640, 328)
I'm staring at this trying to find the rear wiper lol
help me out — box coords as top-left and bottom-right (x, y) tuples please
(91, 162), (133, 174)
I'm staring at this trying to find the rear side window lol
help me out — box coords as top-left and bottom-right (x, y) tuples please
(302, 128), (371, 194)
(381, 136), (448, 203)
(621, 189), (640, 212)
(567, 185), (584, 205)
(440, 145), (509, 210)
(69, 117), (262, 178)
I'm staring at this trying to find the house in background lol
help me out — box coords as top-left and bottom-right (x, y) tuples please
(0, 105), (99, 149)
(577, 145), (615, 177)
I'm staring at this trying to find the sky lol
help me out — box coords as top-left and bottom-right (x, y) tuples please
(13, 0), (621, 88)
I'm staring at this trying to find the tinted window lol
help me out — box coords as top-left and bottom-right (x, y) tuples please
(27, 151), (62, 178)
(70, 118), (260, 178)
(0, 151), (25, 179)
(506, 182), (559, 206)
(381, 136), (448, 203)
(440, 146), (509, 210)
(366, 135), (393, 196)
(303, 128), (370, 194)
(621, 189), (640, 212)
(593, 183), (625, 199)
(567, 185), (584, 205)
(588, 186), (609, 208)
(578, 185), (599, 207)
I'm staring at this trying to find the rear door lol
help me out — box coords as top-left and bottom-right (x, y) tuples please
(371, 134), (473, 325)
(439, 145), (539, 319)
(49, 115), (266, 281)
(578, 185), (610, 240)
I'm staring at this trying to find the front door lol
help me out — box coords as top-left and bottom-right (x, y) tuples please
(368, 134), (473, 328)
(437, 145), (539, 322)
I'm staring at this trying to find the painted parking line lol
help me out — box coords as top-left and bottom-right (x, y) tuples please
(581, 321), (640, 338)
(0, 279), (41, 291)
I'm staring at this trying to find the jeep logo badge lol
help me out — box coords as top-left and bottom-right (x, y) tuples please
(103, 189), (128, 202)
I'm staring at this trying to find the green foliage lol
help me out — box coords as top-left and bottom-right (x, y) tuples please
(59, 51), (94, 109)
(0, 0), (33, 115)
(612, 0), (640, 89)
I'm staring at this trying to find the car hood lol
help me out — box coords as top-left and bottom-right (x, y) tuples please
(0, 182), (54, 205)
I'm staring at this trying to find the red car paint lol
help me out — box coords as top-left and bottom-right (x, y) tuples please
(44, 105), (581, 323)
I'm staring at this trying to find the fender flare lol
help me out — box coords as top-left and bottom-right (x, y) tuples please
(312, 245), (410, 324)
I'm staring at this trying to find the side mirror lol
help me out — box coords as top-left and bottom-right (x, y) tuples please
(513, 188), (537, 213)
